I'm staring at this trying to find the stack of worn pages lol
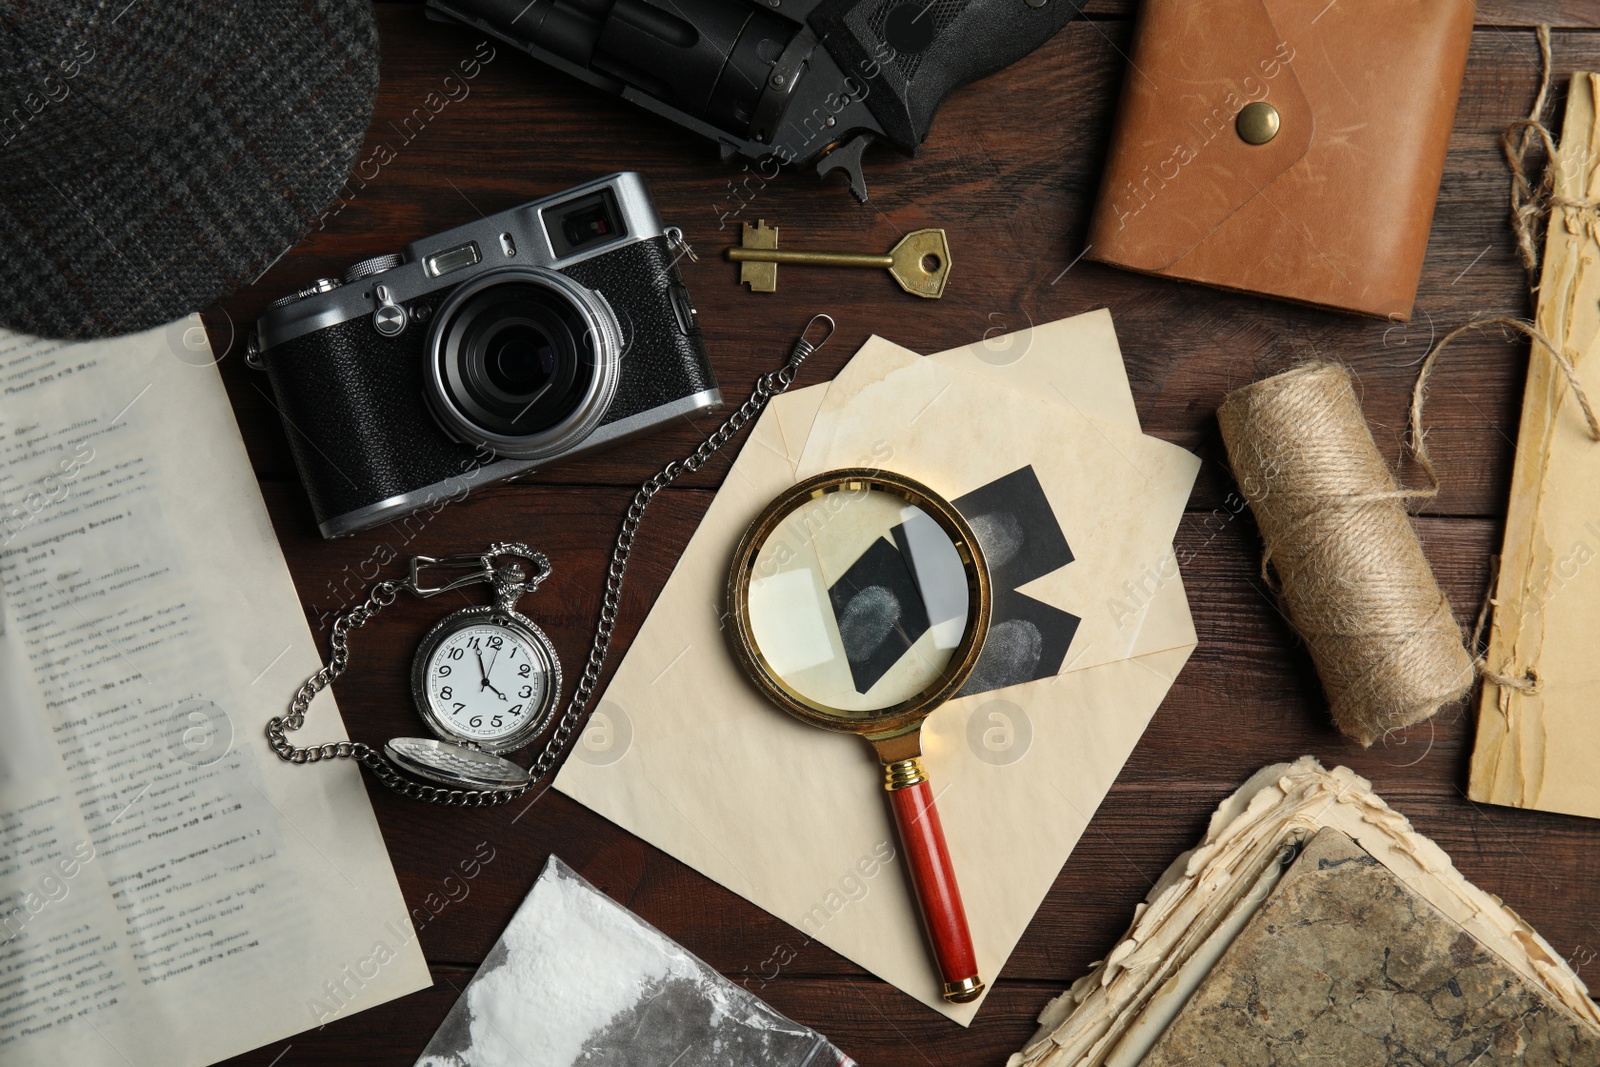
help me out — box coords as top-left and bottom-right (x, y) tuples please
(1473, 72), (1600, 821)
(1010, 758), (1600, 1067)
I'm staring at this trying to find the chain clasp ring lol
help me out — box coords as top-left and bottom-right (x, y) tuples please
(411, 542), (551, 600)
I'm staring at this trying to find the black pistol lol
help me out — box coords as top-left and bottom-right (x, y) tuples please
(426, 0), (1079, 201)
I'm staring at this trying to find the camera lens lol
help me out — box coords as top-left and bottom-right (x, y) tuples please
(427, 268), (621, 460)
(457, 292), (586, 433)
(483, 323), (555, 396)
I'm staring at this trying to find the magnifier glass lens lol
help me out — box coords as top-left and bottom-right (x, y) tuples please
(745, 486), (972, 714)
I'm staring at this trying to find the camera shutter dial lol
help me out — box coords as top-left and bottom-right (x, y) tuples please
(266, 276), (341, 310)
(344, 253), (404, 283)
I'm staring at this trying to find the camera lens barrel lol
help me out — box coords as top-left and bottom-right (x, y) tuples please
(426, 267), (622, 461)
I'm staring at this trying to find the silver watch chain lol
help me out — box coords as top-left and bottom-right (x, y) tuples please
(265, 314), (835, 807)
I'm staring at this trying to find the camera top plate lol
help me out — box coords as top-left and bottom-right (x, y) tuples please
(254, 171), (664, 352)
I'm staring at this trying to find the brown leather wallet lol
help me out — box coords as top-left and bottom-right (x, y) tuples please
(1085, 0), (1474, 320)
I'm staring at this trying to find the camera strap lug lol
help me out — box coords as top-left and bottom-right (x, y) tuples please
(665, 226), (698, 264)
(372, 283), (409, 337)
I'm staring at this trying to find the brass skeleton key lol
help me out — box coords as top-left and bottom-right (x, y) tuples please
(727, 220), (951, 299)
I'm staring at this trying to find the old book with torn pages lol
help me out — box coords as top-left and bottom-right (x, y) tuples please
(1007, 758), (1600, 1067)
(1471, 72), (1600, 819)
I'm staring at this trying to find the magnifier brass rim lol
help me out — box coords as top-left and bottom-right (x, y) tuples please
(726, 469), (992, 739)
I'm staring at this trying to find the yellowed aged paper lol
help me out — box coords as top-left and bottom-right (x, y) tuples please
(556, 312), (1198, 1023)
(931, 308), (1142, 431)
(0, 320), (430, 1066)
(796, 337), (1200, 675)
(1470, 73), (1600, 818)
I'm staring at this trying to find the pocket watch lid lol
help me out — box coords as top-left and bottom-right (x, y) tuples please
(385, 737), (532, 792)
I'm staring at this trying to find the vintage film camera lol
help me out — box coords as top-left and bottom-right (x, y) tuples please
(250, 172), (718, 537)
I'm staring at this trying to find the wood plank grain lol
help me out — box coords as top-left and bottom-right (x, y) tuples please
(216, 16), (1593, 523)
(203, 8), (1600, 1066)
(238, 478), (1600, 1017)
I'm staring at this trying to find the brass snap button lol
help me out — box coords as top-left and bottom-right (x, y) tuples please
(1236, 101), (1280, 145)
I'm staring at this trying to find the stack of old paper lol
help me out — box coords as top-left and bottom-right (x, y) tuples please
(555, 309), (1201, 1022)
(1472, 72), (1600, 819)
(1008, 758), (1600, 1067)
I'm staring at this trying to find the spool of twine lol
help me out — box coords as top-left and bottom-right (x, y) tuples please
(1217, 362), (1474, 745)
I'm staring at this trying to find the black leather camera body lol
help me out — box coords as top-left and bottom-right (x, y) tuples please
(250, 173), (719, 538)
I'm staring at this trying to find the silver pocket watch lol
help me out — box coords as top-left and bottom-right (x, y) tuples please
(268, 542), (570, 800)
(388, 544), (562, 791)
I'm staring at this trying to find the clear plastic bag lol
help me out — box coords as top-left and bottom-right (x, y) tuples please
(417, 855), (855, 1067)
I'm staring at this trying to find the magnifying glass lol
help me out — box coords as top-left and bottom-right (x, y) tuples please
(726, 469), (991, 1003)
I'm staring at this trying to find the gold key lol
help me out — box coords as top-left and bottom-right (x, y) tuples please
(727, 220), (951, 299)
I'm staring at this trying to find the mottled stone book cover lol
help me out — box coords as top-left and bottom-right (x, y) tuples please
(1139, 827), (1600, 1066)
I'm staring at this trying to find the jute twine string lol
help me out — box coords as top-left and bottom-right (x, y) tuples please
(1405, 320), (1589, 694)
(1218, 363), (1475, 746)
(1505, 24), (1558, 279)
(1410, 318), (1600, 462)
(1502, 26), (1600, 280)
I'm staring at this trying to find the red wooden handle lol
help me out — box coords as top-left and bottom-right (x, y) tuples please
(887, 774), (984, 1002)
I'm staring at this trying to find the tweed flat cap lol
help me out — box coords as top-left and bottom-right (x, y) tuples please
(0, 0), (378, 338)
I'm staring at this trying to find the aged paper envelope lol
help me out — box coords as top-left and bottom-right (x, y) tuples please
(929, 307), (1141, 432)
(797, 336), (1200, 676)
(556, 313), (1197, 1023)
(1470, 74), (1600, 819)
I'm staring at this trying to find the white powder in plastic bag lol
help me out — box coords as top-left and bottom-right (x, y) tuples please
(416, 855), (853, 1067)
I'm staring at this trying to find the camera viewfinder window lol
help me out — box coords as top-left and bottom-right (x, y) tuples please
(543, 189), (625, 258)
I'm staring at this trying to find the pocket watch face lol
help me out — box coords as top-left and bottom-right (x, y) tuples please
(420, 620), (555, 748)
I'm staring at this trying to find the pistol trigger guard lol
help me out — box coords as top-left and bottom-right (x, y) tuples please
(816, 135), (872, 202)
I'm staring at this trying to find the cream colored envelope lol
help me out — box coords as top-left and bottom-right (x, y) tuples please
(796, 336), (1198, 675)
(555, 311), (1198, 1024)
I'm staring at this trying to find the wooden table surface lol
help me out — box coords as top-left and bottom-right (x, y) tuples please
(208, 4), (1600, 1064)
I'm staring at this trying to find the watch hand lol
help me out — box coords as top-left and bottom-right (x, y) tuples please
(475, 650), (491, 689)
(480, 646), (507, 698)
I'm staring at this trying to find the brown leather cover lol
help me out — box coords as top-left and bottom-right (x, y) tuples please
(1086, 0), (1474, 320)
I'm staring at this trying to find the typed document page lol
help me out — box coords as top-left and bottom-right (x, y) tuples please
(0, 320), (430, 1066)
